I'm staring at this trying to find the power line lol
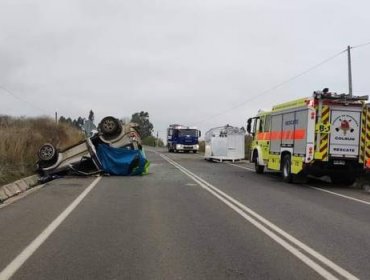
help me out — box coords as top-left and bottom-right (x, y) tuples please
(353, 90), (370, 93)
(0, 85), (50, 115)
(194, 48), (347, 126)
(352, 41), (370, 49)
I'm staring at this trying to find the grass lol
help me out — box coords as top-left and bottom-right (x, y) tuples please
(0, 116), (84, 185)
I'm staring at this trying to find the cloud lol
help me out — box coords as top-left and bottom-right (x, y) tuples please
(0, 0), (369, 140)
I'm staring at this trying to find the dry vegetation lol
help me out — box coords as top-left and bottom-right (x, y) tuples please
(0, 116), (84, 185)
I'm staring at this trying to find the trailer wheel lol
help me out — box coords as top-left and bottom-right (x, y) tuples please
(282, 154), (293, 183)
(254, 155), (264, 174)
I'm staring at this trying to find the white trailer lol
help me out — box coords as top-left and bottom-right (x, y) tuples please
(204, 125), (245, 162)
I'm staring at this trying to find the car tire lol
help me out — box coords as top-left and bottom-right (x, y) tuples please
(99, 116), (122, 137)
(38, 143), (57, 162)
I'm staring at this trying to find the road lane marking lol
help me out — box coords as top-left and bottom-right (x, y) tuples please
(0, 177), (102, 280)
(162, 150), (370, 207)
(226, 162), (255, 172)
(160, 154), (358, 280)
(227, 163), (370, 206)
(306, 186), (370, 206)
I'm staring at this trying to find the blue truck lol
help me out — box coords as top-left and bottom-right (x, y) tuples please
(167, 124), (201, 153)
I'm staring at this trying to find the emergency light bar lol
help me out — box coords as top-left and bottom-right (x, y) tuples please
(313, 90), (368, 102)
(168, 124), (198, 130)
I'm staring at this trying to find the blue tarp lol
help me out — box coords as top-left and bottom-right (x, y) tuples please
(96, 145), (149, 176)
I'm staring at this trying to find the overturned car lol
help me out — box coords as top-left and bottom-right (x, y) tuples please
(37, 116), (149, 177)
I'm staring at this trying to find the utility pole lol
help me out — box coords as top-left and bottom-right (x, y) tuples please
(156, 131), (159, 147)
(347, 45), (353, 97)
(55, 112), (58, 124)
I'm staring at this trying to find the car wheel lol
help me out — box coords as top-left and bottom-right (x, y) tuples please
(99, 116), (121, 136)
(38, 143), (57, 162)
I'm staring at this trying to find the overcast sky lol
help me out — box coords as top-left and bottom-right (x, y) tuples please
(1, 0), (370, 140)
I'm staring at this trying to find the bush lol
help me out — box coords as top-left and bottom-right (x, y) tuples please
(198, 141), (205, 153)
(142, 136), (164, 147)
(0, 116), (84, 185)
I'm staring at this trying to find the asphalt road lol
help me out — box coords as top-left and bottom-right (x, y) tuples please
(0, 149), (370, 280)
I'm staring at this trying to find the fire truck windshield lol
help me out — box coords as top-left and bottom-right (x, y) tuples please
(178, 129), (197, 137)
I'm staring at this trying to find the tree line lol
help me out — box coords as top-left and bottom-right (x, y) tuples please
(58, 110), (95, 129)
(59, 110), (163, 147)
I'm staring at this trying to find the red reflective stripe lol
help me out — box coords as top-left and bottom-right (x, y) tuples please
(270, 131), (280, 140)
(294, 129), (306, 140)
(287, 130), (293, 139)
(257, 129), (306, 140)
(256, 132), (271, 140)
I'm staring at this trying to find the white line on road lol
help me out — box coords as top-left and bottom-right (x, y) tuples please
(306, 185), (370, 206)
(227, 162), (370, 206)
(0, 177), (102, 280)
(226, 162), (255, 172)
(160, 154), (358, 280)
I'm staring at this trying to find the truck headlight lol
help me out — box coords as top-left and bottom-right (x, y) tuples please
(176, 144), (183, 149)
(194, 144), (199, 150)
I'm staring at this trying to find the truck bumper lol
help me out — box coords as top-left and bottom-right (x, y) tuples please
(176, 144), (199, 151)
(303, 158), (363, 177)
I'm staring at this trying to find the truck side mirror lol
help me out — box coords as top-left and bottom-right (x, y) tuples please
(198, 131), (201, 137)
(246, 118), (252, 134)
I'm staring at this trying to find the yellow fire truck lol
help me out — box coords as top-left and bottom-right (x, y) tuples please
(247, 88), (368, 184)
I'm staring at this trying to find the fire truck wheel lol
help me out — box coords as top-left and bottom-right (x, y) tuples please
(282, 154), (293, 183)
(254, 156), (265, 174)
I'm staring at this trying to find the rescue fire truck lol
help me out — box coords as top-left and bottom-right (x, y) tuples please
(247, 88), (368, 184)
